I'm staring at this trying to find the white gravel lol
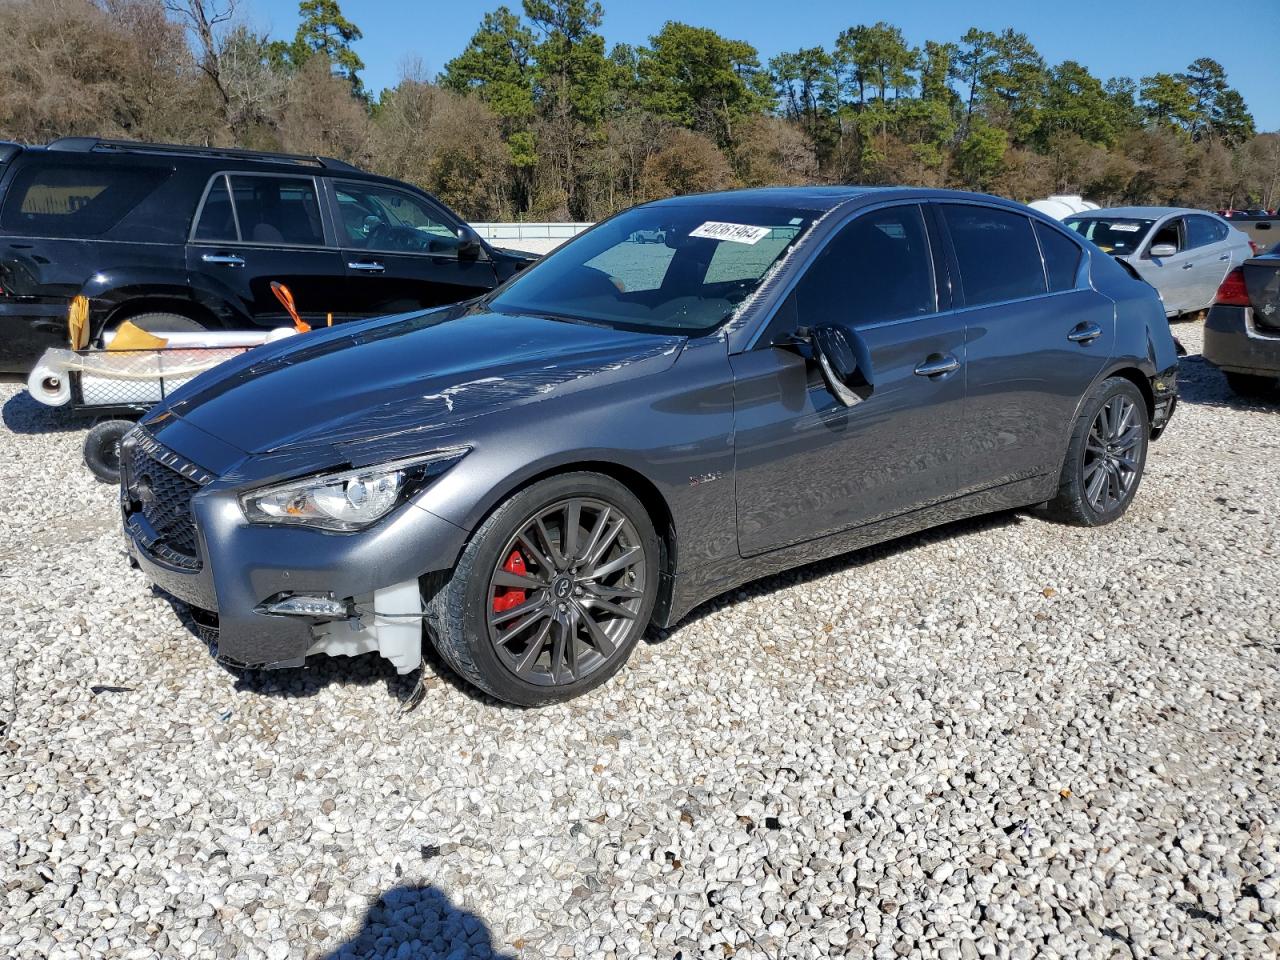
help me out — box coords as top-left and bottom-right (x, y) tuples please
(1, 319), (1278, 960)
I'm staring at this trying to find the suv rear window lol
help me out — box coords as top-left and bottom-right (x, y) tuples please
(194, 174), (325, 246)
(0, 162), (172, 238)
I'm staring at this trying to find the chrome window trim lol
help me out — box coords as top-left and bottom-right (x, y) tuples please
(187, 170), (333, 248)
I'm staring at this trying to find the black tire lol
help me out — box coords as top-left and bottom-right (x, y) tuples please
(109, 312), (207, 338)
(83, 419), (134, 484)
(1045, 377), (1149, 527)
(1224, 371), (1278, 397)
(424, 472), (660, 706)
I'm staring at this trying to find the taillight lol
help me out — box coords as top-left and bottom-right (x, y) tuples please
(1214, 267), (1250, 306)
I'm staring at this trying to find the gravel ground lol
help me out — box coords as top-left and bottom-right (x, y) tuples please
(1, 319), (1278, 960)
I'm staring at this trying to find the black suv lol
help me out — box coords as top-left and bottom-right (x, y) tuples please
(0, 138), (535, 373)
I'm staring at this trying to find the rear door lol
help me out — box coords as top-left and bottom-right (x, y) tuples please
(186, 172), (346, 328)
(731, 202), (965, 556)
(940, 203), (1114, 493)
(327, 179), (497, 317)
(1183, 214), (1235, 310)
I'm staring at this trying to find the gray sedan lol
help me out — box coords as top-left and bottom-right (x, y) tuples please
(1064, 207), (1253, 317)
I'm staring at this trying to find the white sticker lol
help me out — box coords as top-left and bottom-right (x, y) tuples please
(1110, 223), (1141, 232)
(690, 221), (772, 245)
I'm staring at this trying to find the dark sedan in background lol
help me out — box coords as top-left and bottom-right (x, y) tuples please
(121, 187), (1179, 704)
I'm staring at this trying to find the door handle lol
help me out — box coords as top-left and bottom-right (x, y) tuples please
(1218, 254), (1230, 261)
(1181, 262), (1195, 270)
(1067, 322), (1102, 344)
(913, 354), (960, 377)
(201, 253), (244, 266)
(347, 261), (385, 273)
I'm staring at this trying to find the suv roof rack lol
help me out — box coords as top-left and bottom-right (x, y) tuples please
(45, 137), (362, 173)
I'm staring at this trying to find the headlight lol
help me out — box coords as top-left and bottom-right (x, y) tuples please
(240, 448), (468, 531)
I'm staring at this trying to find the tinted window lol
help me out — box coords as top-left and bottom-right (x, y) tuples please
(790, 205), (935, 332)
(1034, 221), (1082, 292)
(0, 161), (171, 238)
(1186, 215), (1225, 249)
(335, 181), (457, 254)
(193, 175), (237, 242)
(489, 204), (814, 335)
(227, 175), (324, 246)
(943, 204), (1045, 305)
(1149, 219), (1181, 253)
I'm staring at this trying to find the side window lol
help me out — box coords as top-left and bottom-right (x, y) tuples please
(1034, 221), (1083, 293)
(941, 204), (1046, 305)
(0, 161), (171, 238)
(1149, 218), (1181, 253)
(1186, 215), (1222, 249)
(227, 175), (324, 246)
(334, 182), (459, 255)
(193, 175), (237, 242)
(789, 205), (936, 333)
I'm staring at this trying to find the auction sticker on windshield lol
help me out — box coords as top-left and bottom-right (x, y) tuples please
(690, 221), (773, 245)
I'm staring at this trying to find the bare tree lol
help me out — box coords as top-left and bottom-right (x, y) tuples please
(163, 0), (237, 108)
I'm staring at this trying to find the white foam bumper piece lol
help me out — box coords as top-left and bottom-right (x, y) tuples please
(306, 579), (423, 674)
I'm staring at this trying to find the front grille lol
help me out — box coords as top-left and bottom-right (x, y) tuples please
(122, 429), (214, 570)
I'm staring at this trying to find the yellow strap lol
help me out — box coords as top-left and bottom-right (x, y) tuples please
(106, 320), (169, 352)
(67, 295), (90, 349)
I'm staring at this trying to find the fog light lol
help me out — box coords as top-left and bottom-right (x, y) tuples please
(259, 592), (352, 619)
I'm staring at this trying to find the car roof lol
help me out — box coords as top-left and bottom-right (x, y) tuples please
(641, 185), (1031, 214)
(1070, 206), (1211, 219)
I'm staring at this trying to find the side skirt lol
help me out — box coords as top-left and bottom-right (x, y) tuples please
(658, 475), (1051, 628)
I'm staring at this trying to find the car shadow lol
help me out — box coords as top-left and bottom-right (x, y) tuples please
(320, 883), (516, 959)
(657, 508), (1027, 638)
(1173, 353), (1279, 414)
(1, 385), (97, 435)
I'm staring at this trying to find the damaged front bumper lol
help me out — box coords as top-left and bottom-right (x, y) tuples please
(1149, 362), (1178, 439)
(121, 429), (469, 674)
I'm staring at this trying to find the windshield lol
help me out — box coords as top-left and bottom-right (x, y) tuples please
(1064, 217), (1155, 255)
(487, 203), (816, 335)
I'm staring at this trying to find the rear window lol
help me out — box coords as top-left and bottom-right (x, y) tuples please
(0, 161), (172, 238)
(194, 174), (325, 246)
(942, 204), (1046, 306)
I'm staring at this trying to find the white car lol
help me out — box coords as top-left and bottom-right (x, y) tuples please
(1064, 207), (1254, 317)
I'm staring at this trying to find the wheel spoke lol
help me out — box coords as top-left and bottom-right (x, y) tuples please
(533, 515), (566, 570)
(494, 607), (549, 647)
(489, 594), (546, 627)
(578, 607), (616, 658)
(578, 507), (613, 567)
(588, 544), (642, 581)
(514, 617), (552, 677)
(492, 569), (547, 590)
(588, 581), (643, 600)
(1085, 465), (1107, 507)
(563, 501), (582, 563)
(563, 609), (581, 679)
(515, 531), (555, 576)
(549, 618), (568, 684)
(583, 596), (637, 620)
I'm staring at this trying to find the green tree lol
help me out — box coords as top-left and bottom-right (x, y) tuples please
(954, 117), (1007, 189)
(1140, 72), (1196, 131)
(952, 28), (998, 133)
(291, 0), (365, 97)
(985, 29), (1045, 144)
(1180, 56), (1226, 140)
(834, 22), (918, 103)
(637, 22), (770, 149)
(770, 47), (838, 146)
(920, 41), (958, 108)
(1212, 88), (1255, 147)
(1038, 60), (1115, 146)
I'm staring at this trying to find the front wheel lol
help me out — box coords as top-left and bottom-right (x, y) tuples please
(1046, 377), (1149, 527)
(425, 473), (660, 705)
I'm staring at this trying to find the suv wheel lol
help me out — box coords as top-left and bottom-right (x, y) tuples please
(425, 472), (659, 705)
(110, 312), (207, 338)
(1224, 371), (1277, 397)
(1046, 377), (1149, 527)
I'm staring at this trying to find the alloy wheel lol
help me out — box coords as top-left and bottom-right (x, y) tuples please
(486, 497), (647, 687)
(1083, 395), (1143, 514)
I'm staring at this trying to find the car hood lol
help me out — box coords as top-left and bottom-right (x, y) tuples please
(159, 306), (685, 461)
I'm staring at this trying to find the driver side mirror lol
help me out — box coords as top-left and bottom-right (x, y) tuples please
(456, 225), (486, 260)
(779, 324), (866, 407)
(1149, 242), (1178, 258)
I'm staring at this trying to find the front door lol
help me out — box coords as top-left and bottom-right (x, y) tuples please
(938, 204), (1114, 493)
(328, 179), (498, 318)
(1135, 216), (1197, 315)
(732, 203), (966, 557)
(186, 173), (346, 328)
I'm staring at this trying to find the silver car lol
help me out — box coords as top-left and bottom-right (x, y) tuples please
(1064, 207), (1253, 317)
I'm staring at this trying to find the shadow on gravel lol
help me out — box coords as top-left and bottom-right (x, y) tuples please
(1175, 355), (1280, 414)
(661, 509), (1027, 639)
(1, 386), (90, 435)
(323, 883), (515, 959)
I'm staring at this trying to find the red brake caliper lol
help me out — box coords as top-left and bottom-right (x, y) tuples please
(492, 549), (527, 613)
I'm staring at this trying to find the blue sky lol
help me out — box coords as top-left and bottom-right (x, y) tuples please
(251, 0), (1280, 130)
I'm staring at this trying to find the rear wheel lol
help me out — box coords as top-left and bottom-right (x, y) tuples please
(425, 472), (659, 705)
(1224, 371), (1278, 397)
(1046, 377), (1149, 527)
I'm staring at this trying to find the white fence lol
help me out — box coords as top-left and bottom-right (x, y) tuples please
(470, 222), (593, 255)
